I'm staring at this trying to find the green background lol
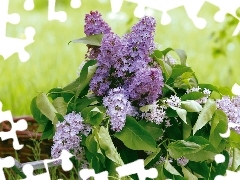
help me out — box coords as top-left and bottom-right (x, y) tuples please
(0, 0), (239, 115)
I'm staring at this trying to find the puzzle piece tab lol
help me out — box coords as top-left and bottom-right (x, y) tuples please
(116, 159), (158, 180)
(21, 150), (73, 180)
(0, 101), (28, 150)
(110, 0), (240, 35)
(0, 156), (15, 180)
(0, 0), (35, 62)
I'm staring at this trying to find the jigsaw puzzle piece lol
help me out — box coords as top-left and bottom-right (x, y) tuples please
(48, 0), (67, 22)
(206, 0), (240, 22)
(183, 0), (207, 29)
(116, 159), (158, 180)
(0, 27), (35, 62)
(24, 0), (34, 11)
(0, 102), (28, 150)
(0, 0), (36, 61)
(21, 150), (73, 180)
(0, 156), (15, 180)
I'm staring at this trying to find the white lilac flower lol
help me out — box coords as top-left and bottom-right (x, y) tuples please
(103, 87), (137, 132)
(216, 95), (240, 134)
(186, 86), (211, 104)
(143, 103), (166, 125)
(155, 155), (173, 166)
(177, 156), (189, 166)
(51, 111), (91, 166)
(163, 54), (177, 65)
(165, 95), (181, 108)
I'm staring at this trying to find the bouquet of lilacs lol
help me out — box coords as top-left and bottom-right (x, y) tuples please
(31, 11), (240, 179)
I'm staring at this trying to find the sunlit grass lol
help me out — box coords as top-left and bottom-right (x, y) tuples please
(0, 0), (239, 115)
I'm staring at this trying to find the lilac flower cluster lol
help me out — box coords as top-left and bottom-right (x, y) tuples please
(122, 16), (156, 73)
(216, 96), (240, 133)
(103, 88), (137, 132)
(90, 33), (124, 96)
(186, 86), (211, 104)
(51, 112), (91, 166)
(126, 67), (164, 106)
(87, 13), (165, 131)
(165, 95), (181, 108)
(84, 11), (112, 59)
(84, 11), (111, 36)
(142, 102), (166, 125)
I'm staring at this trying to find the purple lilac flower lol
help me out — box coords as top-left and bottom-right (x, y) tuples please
(89, 66), (111, 96)
(121, 16), (156, 73)
(51, 112), (91, 166)
(103, 87), (137, 132)
(216, 96), (240, 134)
(142, 102), (166, 125)
(97, 33), (124, 68)
(84, 11), (112, 60)
(90, 33), (125, 95)
(84, 11), (111, 36)
(126, 67), (164, 106)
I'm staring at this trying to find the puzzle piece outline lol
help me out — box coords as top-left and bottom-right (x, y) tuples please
(110, 0), (240, 35)
(0, 101), (28, 150)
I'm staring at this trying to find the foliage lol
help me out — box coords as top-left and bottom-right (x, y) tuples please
(30, 11), (240, 179)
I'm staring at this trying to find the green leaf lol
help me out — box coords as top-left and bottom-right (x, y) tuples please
(115, 116), (156, 152)
(218, 86), (234, 96)
(170, 65), (193, 79)
(164, 160), (182, 176)
(36, 93), (58, 125)
(209, 110), (228, 149)
(81, 106), (105, 126)
(138, 120), (163, 140)
(75, 96), (99, 111)
(193, 99), (217, 135)
(182, 117), (192, 139)
(169, 106), (187, 124)
(187, 161), (210, 179)
(69, 34), (103, 46)
(144, 148), (161, 166)
(63, 60), (97, 98)
(75, 60), (97, 100)
(97, 126), (124, 165)
(198, 84), (219, 93)
(184, 136), (218, 161)
(181, 166), (198, 180)
(174, 49), (187, 66)
(167, 140), (205, 159)
(164, 84), (177, 94)
(181, 100), (202, 112)
(155, 164), (165, 180)
(30, 97), (46, 124)
(174, 72), (197, 89)
(52, 97), (67, 116)
(228, 130), (240, 148)
(41, 120), (55, 140)
(181, 92), (205, 101)
(86, 133), (105, 165)
(88, 107), (104, 126)
(232, 148), (240, 171)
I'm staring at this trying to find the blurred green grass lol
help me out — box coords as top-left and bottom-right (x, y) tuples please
(0, 0), (239, 115)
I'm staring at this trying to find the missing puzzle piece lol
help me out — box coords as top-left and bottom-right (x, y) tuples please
(0, 0), (35, 62)
(21, 150), (73, 180)
(0, 101), (28, 150)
